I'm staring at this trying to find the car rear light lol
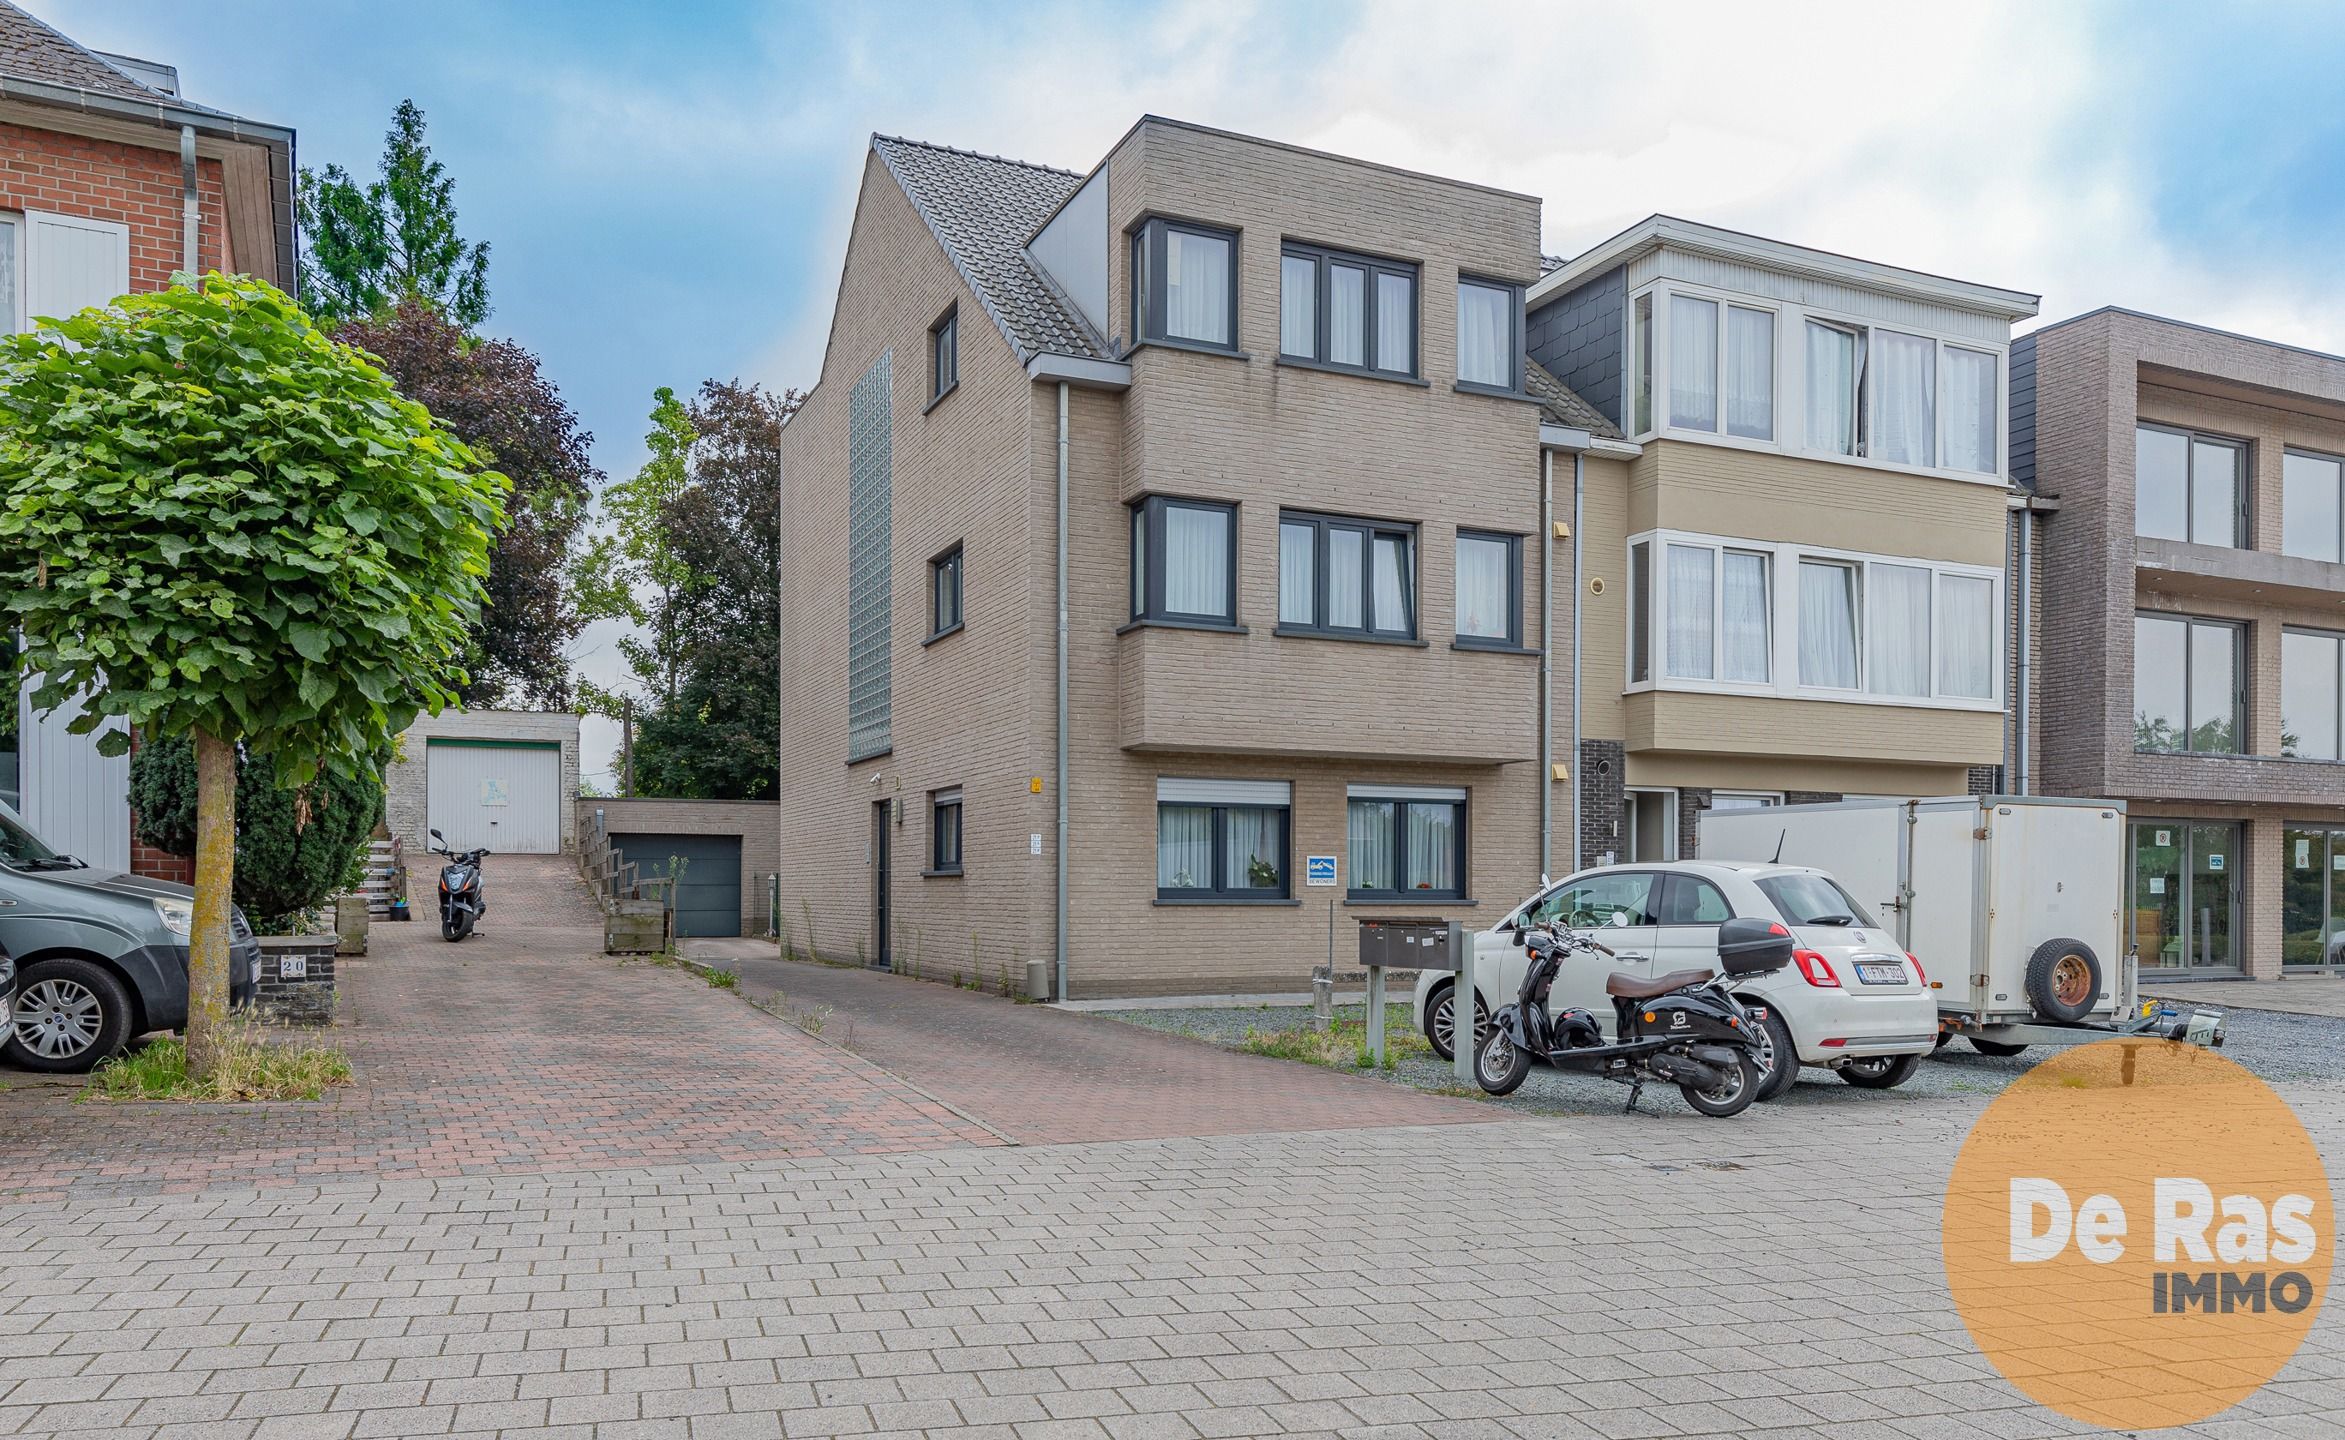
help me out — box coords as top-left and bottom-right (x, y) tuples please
(1907, 952), (1928, 987)
(1820, 1037), (1847, 1048)
(1794, 949), (1840, 988)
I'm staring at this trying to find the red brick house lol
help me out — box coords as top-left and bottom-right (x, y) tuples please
(0, 0), (295, 877)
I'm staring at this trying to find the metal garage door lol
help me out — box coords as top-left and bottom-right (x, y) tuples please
(611, 833), (742, 938)
(426, 740), (562, 854)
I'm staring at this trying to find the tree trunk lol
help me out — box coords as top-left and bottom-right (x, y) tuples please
(186, 728), (237, 1080)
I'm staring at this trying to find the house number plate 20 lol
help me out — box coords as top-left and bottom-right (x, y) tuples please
(279, 956), (308, 980)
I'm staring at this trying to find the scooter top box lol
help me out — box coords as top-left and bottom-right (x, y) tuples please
(1717, 919), (1794, 977)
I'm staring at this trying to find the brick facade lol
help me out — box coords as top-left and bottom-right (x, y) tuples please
(0, 119), (230, 285)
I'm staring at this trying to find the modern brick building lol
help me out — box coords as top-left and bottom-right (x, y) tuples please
(0, 0), (294, 875)
(2019, 307), (2345, 980)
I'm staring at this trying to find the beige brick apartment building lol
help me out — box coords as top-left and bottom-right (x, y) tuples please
(1529, 218), (2039, 861)
(779, 118), (1615, 997)
(2021, 308), (2345, 980)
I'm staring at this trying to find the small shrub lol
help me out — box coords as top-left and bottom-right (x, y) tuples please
(704, 967), (739, 990)
(85, 1031), (352, 1103)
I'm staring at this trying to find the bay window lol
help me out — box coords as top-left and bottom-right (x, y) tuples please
(2284, 449), (2345, 563)
(2284, 627), (2344, 761)
(1634, 531), (1995, 706)
(1130, 496), (1236, 626)
(1669, 295), (1717, 431)
(1725, 306), (1775, 440)
(1277, 511), (1416, 638)
(1131, 217), (1236, 351)
(1664, 293), (1775, 440)
(1347, 785), (1466, 900)
(1804, 320), (1864, 457)
(1156, 779), (1290, 901)
(1632, 292), (1654, 434)
(1943, 347), (1998, 473)
(2135, 613), (2241, 754)
(1873, 330), (1936, 468)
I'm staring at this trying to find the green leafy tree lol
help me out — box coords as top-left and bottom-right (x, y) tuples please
(0, 275), (506, 1078)
(129, 736), (383, 931)
(297, 100), (491, 329)
(575, 387), (698, 712)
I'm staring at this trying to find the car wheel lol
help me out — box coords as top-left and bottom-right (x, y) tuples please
(1969, 1037), (2030, 1058)
(6, 958), (134, 1073)
(1473, 1026), (1532, 1096)
(1839, 1052), (1925, 1089)
(1425, 983), (1489, 1063)
(1679, 1050), (1761, 1118)
(1746, 1003), (1800, 1101)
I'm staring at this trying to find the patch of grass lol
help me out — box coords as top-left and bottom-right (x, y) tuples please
(1234, 1003), (1427, 1071)
(704, 967), (740, 990)
(84, 1031), (352, 1103)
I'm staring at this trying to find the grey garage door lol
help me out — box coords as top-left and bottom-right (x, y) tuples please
(612, 833), (742, 938)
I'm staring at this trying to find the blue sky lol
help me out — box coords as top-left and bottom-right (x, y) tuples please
(23, 0), (2344, 783)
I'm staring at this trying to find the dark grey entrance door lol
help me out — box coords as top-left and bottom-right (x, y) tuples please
(873, 802), (892, 969)
(611, 833), (743, 938)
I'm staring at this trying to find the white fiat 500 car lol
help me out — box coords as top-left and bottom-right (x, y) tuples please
(1413, 861), (1939, 1098)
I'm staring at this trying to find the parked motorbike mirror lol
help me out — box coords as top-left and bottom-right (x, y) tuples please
(1512, 928), (1528, 948)
(429, 829), (445, 845)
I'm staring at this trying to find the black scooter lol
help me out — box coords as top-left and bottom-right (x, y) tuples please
(1472, 915), (1794, 1117)
(428, 828), (489, 942)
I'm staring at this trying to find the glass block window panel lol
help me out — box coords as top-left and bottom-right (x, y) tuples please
(846, 351), (893, 762)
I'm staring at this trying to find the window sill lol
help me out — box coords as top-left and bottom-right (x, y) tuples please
(1117, 617), (1249, 637)
(1452, 639), (1536, 655)
(2134, 748), (2252, 760)
(1274, 355), (1429, 388)
(1344, 897), (1476, 907)
(1153, 896), (1301, 907)
(921, 867), (964, 879)
(1274, 625), (1428, 648)
(1452, 381), (1537, 404)
(922, 382), (959, 416)
(846, 747), (893, 767)
(922, 622), (965, 648)
(1123, 337), (1250, 363)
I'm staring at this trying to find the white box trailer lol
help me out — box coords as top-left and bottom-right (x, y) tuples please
(1699, 796), (2221, 1048)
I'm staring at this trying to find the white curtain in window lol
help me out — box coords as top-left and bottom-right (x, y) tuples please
(1875, 330), (1936, 467)
(1944, 348), (1997, 473)
(1725, 307), (1774, 440)
(1279, 254), (1315, 357)
(1670, 295), (1718, 430)
(1405, 802), (1459, 892)
(1937, 573), (1995, 699)
(1164, 229), (1229, 345)
(1157, 805), (1212, 889)
(1867, 562), (1932, 697)
(1328, 528), (1363, 628)
(1456, 535), (1508, 639)
(1721, 550), (1770, 683)
(1278, 522), (1315, 625)
(1223, 807), (1280, 890)
(1664, 543), (1715, 680)
(1330, 265), (1365, 366)
(1799, 560), (1858, 688)
(1457, 281), (1511, 387)
(1805, 321), (1857, 456)
(1348, 799), (1395, 892)
(1164, 505), (1228, 617)
(1371, 535), (1410, 632)
(1376, 272), (1413, 373)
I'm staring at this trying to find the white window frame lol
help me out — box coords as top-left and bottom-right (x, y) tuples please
(1624, 527), (2004, 712)
(0, 212), (23, 333)
(1622, 278), (2009, 486)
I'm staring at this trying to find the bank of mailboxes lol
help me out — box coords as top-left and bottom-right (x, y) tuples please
(1357, 918), (1456, 972)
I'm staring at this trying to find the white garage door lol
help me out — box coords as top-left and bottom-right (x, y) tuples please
(426, 740), (561, 854)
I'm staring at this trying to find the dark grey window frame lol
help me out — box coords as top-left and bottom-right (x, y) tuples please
(1277, 241), (1419, 379)
(2137, 421), (2249, 549)
(927, 304), (958, 408)
(926, 790), (963, 877)
(1129, 215), (1241, 354)
(1129, 495), (1240, 629)
(2283, 446), (2345, 563)
(926, 543), (964, 643)
(1275, 510), (1418, 641)
(1346, 794), (1468, 902)
(1454, 273), (1526, 396)
(1155, 800), (1292, 902)
(1453, 528), (1526, 651)
(2134, 610), (2246, 756)
(2282, 624), (2345, 760)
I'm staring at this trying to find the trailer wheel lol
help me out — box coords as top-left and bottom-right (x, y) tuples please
(2025, 937), (2102, 1023)
(1969, 1037), (2030, 1058)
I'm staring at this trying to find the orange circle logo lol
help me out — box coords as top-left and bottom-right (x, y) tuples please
(1944, 1039), (2332, 1429)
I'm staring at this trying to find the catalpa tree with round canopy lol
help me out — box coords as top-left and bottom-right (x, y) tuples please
(0, 274), (506, 1078)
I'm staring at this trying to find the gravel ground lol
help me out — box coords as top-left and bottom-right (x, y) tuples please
(1094, 999), (2345, 1120)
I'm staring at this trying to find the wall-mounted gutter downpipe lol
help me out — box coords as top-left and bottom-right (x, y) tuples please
(1539, 448), (1552, 875)
(1570, 451), (1583, 869)
(179, 124), (198, 275)
(2008, 491), (2059, 795)
(1055, 380), (1070, 1003)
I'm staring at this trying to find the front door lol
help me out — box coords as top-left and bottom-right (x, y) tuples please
(1625, 790), (1678, 862)
(2129, 821), (2241, 974)
(2282, 826), (2345, 970)
(872, 802), (892, 969)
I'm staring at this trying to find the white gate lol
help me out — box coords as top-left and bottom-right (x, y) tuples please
(425, 741), (560, 854)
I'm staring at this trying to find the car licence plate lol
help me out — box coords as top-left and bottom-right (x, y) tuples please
(1854, 959), (1906, 986)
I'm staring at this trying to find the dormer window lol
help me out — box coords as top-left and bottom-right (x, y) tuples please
(1130, 218), (1237, 352)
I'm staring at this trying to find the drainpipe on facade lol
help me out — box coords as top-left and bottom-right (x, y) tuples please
(179, 125), (198, 274)
(2013, 496), (2038, 795)
(1570, 451), (1584, 871)
(1054, 380), (1070, 1003)
(1539, 449), (1553, 876)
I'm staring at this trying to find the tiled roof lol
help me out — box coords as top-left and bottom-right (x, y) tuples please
(1539, 253), (1568, 275)
(871, 135), (1106, 363)
(0, 0), (169, 101)
(1525, 358), (1622, 439)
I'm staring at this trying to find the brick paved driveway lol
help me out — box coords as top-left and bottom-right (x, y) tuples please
(0, 856), (995, 1203)
(717, 952), (1490, 1145)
